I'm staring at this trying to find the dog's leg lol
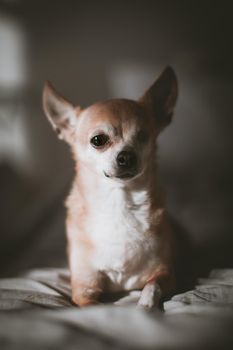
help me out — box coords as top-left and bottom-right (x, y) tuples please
(70, 259), (104, 306)
(137, 280), (162, 309)
(68, 242), (103, 307)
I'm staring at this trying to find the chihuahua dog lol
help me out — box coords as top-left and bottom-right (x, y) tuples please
(43, 67), (178, 308)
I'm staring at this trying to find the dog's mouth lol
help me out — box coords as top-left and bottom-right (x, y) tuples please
(116, 173), (135, 179)
(104, 171), (137, 180)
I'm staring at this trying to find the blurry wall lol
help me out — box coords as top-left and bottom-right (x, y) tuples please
(0, 0), (232, 276)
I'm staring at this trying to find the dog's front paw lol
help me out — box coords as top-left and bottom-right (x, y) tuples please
(137, 282), (162, 310)
(137, 296), (155, 309)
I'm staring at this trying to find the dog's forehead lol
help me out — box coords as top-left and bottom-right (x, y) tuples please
(80, 99), (146, 130)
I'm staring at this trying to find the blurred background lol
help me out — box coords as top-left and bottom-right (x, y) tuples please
(0, 0), (232, 278)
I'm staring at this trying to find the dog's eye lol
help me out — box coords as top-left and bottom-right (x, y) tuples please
(137, 130), (148, 143)
(90, 134), (109, 148)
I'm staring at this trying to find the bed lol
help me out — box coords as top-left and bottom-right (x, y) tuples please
(0, 267), (233, 350)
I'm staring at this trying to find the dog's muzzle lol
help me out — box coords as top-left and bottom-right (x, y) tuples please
(104, 149), (139, 180)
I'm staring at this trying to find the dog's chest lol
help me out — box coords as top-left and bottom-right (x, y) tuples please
(86, 187), (160, 289)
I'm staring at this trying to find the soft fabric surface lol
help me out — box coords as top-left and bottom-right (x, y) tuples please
(0, 268), (233, 350)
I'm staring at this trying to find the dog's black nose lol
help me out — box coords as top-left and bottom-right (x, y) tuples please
(117, 150), (137, 168)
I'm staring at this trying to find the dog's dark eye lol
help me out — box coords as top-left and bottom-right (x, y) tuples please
(137, 130), (148, 143)
(90, 134), (109, 148)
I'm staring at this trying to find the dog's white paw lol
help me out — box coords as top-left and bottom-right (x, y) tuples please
(137, 282), (161, 310)
(137, 297), (154, 309)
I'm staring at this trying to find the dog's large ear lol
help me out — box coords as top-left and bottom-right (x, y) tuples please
(43, 81), (79, 142)
(139, 66), (178, 133)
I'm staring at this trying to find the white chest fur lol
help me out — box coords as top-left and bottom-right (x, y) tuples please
(85, 183), (161, 290)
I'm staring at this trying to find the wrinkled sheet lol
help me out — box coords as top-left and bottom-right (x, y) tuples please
(0, 268), (233, 350)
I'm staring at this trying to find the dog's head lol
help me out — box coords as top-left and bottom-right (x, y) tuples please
(43, 67), (177, 183)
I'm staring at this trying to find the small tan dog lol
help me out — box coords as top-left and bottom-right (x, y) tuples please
(43, 67), (178, 308)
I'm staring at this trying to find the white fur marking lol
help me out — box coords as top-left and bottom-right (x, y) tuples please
(83, 181), (161, 291)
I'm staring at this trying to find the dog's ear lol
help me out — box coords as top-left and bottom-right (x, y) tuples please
(43, 81), (79, 142)
(139, 66), (178, 133)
